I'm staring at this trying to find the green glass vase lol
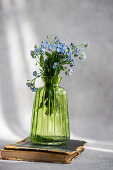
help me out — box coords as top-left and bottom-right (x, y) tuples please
(30, 76), (70, 145)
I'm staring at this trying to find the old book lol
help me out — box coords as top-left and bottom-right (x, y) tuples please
(1, 137), (86, 164)
(0, 146), (3, 159)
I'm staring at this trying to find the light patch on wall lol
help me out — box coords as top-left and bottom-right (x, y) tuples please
(14, 0), (26, 9)
(0, 86), (19, 140)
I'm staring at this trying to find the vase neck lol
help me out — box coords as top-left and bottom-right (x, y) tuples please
(42, 76), (62, 86)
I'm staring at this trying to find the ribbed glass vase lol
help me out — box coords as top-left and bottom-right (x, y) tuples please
(30, 76), (70, 145)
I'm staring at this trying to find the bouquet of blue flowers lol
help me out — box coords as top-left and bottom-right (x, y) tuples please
(26, 36), (89, 92)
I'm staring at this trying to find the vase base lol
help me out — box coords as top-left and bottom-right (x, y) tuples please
(30, 136), (69, 146)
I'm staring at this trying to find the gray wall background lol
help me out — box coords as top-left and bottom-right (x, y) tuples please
(0, 0), (113, 143)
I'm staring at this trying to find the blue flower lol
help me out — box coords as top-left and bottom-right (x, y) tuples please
(30, 87), (38, 92)
(52, 44), (57, 51)
(34, 48), (39, 53)
(26, 82), (38, 92)
(57, 48), (61, 52)
(26, 82), (30, 87)
(71, 42), (77, 47)
(74, 48), (80, 57)
(33, 71), (37, 77)
(34, 88), (38, 92)
(63, 46), (68, 53)
(71, 42), (74, 46)
(44, 41), (50, 48)
(32, 88), (38, 92)
(70, 59), (76, 67)
(55, 38), (62, 44)
(41, 41), (44, 46)
(61, 43), (65, 48)
(30, 50), (33, 55)
(48, 45), (53, 51)
(76, 49), (80, 55)
(41, 42), (47, 51)
(68, 50), (72, 59)
(39, 48), (45, 54)
(58, 40), (62, 44)
(52, 62), (59, 69)
(46, 41), (49, 44)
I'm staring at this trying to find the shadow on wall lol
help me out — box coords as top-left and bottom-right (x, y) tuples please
(0, 0), (35, 137)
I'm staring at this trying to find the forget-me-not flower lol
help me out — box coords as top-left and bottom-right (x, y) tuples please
(52, 62), (59, 69)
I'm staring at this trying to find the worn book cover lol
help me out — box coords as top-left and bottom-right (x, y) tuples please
(1, 137), (86, 164)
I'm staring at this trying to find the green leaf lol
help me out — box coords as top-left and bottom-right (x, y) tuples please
(45, 52), (51, 58)
(40, 54), (44, 68)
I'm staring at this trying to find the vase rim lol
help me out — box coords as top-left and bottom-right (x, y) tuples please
(41, 76), (62, 78)
(41, 76), (62, 86)
(41, 76), (62, 80)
